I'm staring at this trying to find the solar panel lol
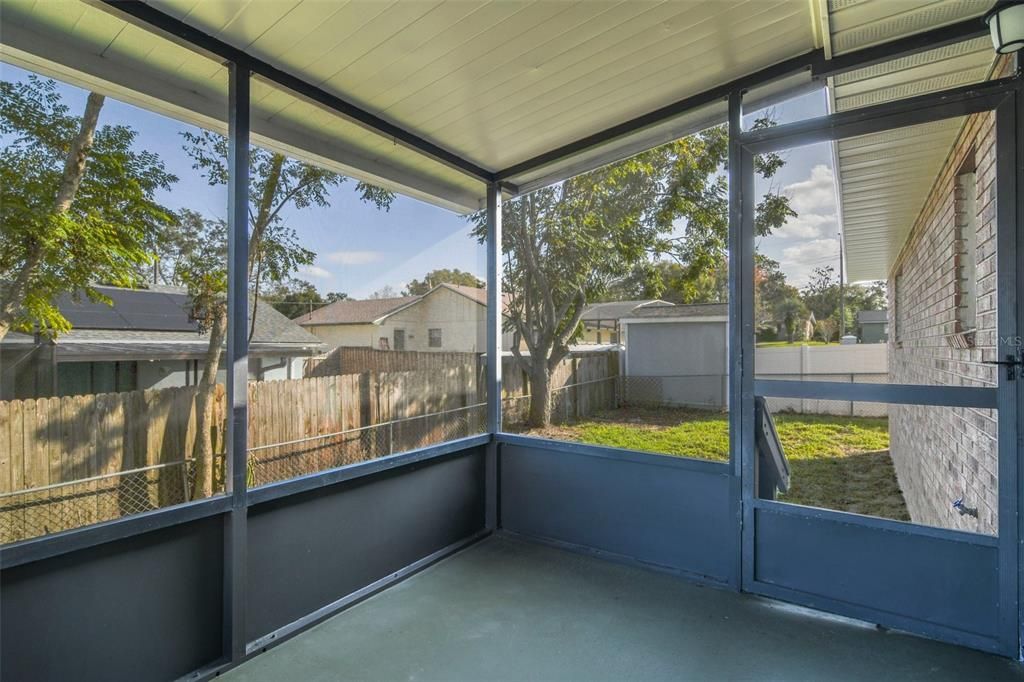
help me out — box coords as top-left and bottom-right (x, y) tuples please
(57, 288), (198, 332)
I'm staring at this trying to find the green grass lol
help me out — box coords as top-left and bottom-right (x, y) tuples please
(755, 340), (836, 347)
(529, 407), (907, 522)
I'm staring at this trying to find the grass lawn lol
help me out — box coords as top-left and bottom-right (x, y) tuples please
(524, 407), (908, 522)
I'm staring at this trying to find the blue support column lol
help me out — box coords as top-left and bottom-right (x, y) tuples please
(726, 90), (745, 591)
(485, 182), (502, 530)
(224, 60), (250, 663)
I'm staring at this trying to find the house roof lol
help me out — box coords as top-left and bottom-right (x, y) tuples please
(857, 309), (888, 323)
(1, 285), (325, 360)
(623, 303), (729, 320)
(581, 300), (671, 323)
(296, 295), (422, 326)
(296, 283), (500, 327)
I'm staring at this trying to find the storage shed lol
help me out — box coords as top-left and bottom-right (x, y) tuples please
(621, 303), (728, 409)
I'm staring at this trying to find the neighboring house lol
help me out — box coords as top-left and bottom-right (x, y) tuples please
(579, 300), (671, 344)
(835, 55), (1016, 536)
(296, 283), (513, 353)
(0, 285), (325, 400)
(857, 309), (888, 343)
(619, 303), (729, 409)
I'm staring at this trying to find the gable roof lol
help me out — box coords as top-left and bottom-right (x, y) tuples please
(582, 300), (672, 322)
(296, 284), (501, 327)
(624, 303), (728, 320)
(295, 295), (422, 326)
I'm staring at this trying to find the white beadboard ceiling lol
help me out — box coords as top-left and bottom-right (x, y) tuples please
(825, 0), (994, 282)
(0, 0), (994, 222)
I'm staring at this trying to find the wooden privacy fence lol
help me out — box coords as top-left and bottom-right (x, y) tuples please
(306, 346), (480, 376)
(0, 348), (619, 543)
(0, 385), (226, 543)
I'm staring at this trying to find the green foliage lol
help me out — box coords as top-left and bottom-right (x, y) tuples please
(170, 210), (227, 332)
(404, 268), (484, 295)
(263, 278), (341, 319)
(774, 295), (809, 342)
(0, 76), (176, 335)
(180, 131), (394, 338)
(470, 117), (794, 425)
(802, 265), (887, 341)
(180, 131), (393, 289)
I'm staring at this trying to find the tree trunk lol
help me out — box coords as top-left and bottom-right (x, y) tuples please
(191, 310), (227, 500)
(0, 92), (105, 342)
(526, 364), (552, 428)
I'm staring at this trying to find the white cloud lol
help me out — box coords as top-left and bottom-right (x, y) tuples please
(325, 250), (384, 266)
(775, 211), (836, 239)
(297, 264), (332, 280)
(784, 164), (836, 215)
(780, 237), (840, 287)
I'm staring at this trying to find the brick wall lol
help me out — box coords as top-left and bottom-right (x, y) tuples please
(886, 58), (1013, 535)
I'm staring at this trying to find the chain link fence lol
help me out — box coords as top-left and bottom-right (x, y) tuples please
(1, 402), (487, 544)
(2, 371), (889, 544)
(247, 403), (487, 487)
(501, 376), (620, 426)
(0, 460), (199, 544)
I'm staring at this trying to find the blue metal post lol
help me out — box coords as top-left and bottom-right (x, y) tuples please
(225, 60), (250, 663)
(485, 182), (502, 530)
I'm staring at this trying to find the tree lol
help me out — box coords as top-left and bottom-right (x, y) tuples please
(368, 285), (400, 299)
(774, 296), (809, 342)
(325, 291), (349, 303)
(603, 259), (728, 304)
(0, 76), (176, 340)
(171, 211), (227, 498)
(181, 133), (394, 496)
(755, 255), (799, 329)
(800, 266), (886, 342)
(263, 279), (327, 319)
(801, 265), (841, 322)
(472, 118), (795, 426)
(404, 268), (484, 295)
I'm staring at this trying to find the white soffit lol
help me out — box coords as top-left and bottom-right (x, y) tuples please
(825, 0), (993, 281)
(836, 118), (966, 283)
(144, 0), (819, 169)
(1, 0), (998, 220)
(0, 0), (484, 213)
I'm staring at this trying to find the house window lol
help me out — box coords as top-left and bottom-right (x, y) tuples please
(428, 328), (442, 348)
(393, 329), (406, 351)
(954, 160), (978, 334)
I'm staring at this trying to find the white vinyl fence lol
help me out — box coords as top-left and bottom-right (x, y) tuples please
(755, 344), (888, 417)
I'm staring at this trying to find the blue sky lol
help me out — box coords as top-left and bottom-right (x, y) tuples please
(3, 62), (835, 296)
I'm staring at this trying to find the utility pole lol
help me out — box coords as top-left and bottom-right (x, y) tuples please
(838, 230), (846, 338)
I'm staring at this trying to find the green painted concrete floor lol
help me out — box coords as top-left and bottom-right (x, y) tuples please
(225, 535), (1024, 681)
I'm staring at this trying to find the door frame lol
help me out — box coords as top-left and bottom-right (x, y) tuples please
(728, 77), (1022, 656)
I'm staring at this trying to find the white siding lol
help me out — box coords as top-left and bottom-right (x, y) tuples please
(381, 287), (486, 353)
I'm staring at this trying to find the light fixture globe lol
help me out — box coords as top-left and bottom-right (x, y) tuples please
(985, 1), (1024, 54)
